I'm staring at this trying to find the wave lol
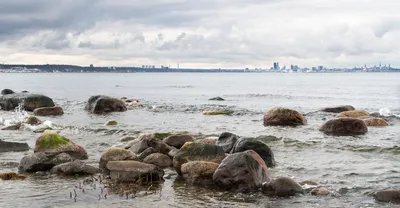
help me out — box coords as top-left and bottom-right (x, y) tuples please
(339, 145), (400, 155)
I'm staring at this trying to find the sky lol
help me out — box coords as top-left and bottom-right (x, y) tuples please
(0, 0), (399, 69)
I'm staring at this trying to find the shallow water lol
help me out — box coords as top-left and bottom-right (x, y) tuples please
(0, 73), (400, 208)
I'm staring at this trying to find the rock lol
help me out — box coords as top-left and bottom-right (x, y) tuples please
(262, 177), (303, 196)
(319, 118), (368, 136)
(321, 105), (355, 113)
(209, 97), (225, 101)
(18, 152), (73, 173)
(129, 133), (172, 155)
(173, 142), (226, 175)
(33, 127), (53, 133)
(197, 137), (217, 144)
(299, 180), (319, 186)
(213, 150), (271, 192)
(0, 172), (27, 180)
(203, 110), (234, 116)
(0, 140), (29, 152)
(25, 116), (42, 125)
(0, 93), (55, 111)
(34, 132), (88, 160)
(163, 135), (194, 149)
(263, 107), (306, 126)
(21, 90), (29, 93)
(373, 189), (400, 204)
(154, 132), (175, 140)
(106, 161), (164, 182)
(99, 148), (137, 172)
(311, 187), (331, 196)
(1, 123), (21, 130)
(137, 147), (158, 160)
(1, 89), (15, 95)
(143, 153), (172, 169)
(181, 161), (219, 185)
(230, 137), (276, 167)
(126, 101), (143, 109)
(50, 160), (101, 176)
(85, 95), (127, 114)
(336, 110), (369, 118)
(33, 106), (64, 116)
(120, 136), (136, 142)
(216, 132), (240, 153)
(363, 118), (389, 127)
(168, 148), (179, 158)
(105, 120), (118, 126)
(120, 97), (128, 100)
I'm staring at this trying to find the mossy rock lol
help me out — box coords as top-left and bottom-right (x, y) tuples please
(203, 110), (234, 116)
(25, 116), (42, 126)
(106, 120), (118, 126)
(36, 132), (70, 149)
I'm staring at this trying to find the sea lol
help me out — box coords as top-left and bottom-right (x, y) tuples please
(0, 72), (399, 208)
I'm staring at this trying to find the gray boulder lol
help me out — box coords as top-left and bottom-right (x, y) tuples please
(0, 140), (30, 152)
(0, 93), (55, 111)
(106, 161), (164, 182)
(85, 95), (127, 114)
(18, 152), (73, 173)
(50, 160), (101, 176)
(321, 105), (355, 113)
(262, 177), (303, 196)
(216, 132), (240, 153)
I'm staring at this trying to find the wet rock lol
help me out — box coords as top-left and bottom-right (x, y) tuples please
(320, 105), (355, 113)
(363, 118), (389, 127)
(216, 132), (240, 153)
(50, 160), (101, 176)
(299, 180), (319, 186)
(21, 90), (29, 93)
(143, 153), (172, 169)
(173, 142), (226, 175)
(137, 147), (158, 160)
(0, 172), (27, 180)
(203, 110), (234, 116)
(337, 110), (369, 118)
(181, 161), (219, 185)
(33, 106), (64, 116)
(231, 137), (276, 167)
(168, 148), (179, 158)
(18, 152), (73, 173)
(99, 148), (137, 172)
(311, 187), (331, 196)
(209, 96), (225, 101)
(120, 97), (128, 100)
(0, 93), (55, 111)
(105, 120), (118, 126)
(85, 95), (127, 114)
(373, 189), (400, 204)
(34, 132), (88, 160)
(126, 100), (143, 109)
(129, 133), (172, 155)
(213, 150), (271, 192)
(262, 177), (303, 196)
(153, 132), (175, 140)
(319, 118), (368, 136)
(120, 136), (136, 142)
(25, 116), (42, 125)
(163, 135), (194, 149)
(33, 127), (53, 133)
(0, 140), (29, 152)
(1, 89), (15, 95)
(1, 122), (21, 130)
(197, 137), (217, 144)
(263, 107), (306, 126)
(106, 161), (164, 182)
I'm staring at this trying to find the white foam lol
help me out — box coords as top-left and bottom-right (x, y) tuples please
(379, 108), (391, 116)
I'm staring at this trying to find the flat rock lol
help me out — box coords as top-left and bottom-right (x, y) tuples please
(363, 118), (389, 127)
(1, 123), (21, 130)
(0, 140), (30, 152)
(51, 160), (101, 176)
(99, 148), (137, 172)
(262, 177), (303, 196)
(18, 152), (73, 173)
(106, 161), (164, 182)
(33, 106), (64, 116)
(320, 105), (355, 113)
(336, 110), (369, 118)
(143, 153), (172, 168)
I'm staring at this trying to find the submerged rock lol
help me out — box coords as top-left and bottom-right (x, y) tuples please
(320, 118), (368, 136)
(263, 107), (306, 127)
(230, 137), (276, 167)
(203, 110), (234, 116)
(0, 93), (55, 111)
(216, 132), (240, 153)
(25, 116), (42, 126)
(0, 140), (29, 152)
(119, 136), (136, 142)
(105, 120), (118, 126)
(143, 153), (172, 169)
(181, 161), (219, 185)
(173, 142), (226, 175)
(1, 89), (15, 95)
(129, 133), (172, 155)
(373, 189), (400, 204)
(262, 177), (303, 196)
(106, 161), (164, 182)
(209, 96), (225, 101)
(163, 135), (194, 149)
(50, 160), (101, 176)
(1, 123), (21, 130)
(85, 95), (127, 114)
(0, 172), (27, 180)
(33, 106), (64, 116)
(18, 152), (73, 173)
(320, 105), (355, 113)
(337, 110), (369, 118)
(363, 118), (389, 127)
(213, 150), (271, 192)
(99, 148), (137, 172)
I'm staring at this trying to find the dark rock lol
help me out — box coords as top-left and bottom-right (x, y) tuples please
(143, 153), (172, 168)
(25, 116), (42, 125)
(21, 90), (29, 93)
(213, 150), (271, 192)
(263, 107), (306, 126)
(106, 161), (164, 182)
(163, 135), (194, 149)
(1, 89), (15, 95)
(216, 132), (240, 153)
(99, 148), (137, 172)
(209, 96), (225, 101)
(18, 152), (73, 173)
(262, 177), (303, 196)
(84, 95), (127, 114)
(321, 105), (355, 113)
(173, 142), (226, 175)
(1, 123), (21, 130)
(230, 137), (276, 167)
(0, 140), (30, 152)
(119, 136), (136, 142)
(50, 160), (101, 176)
(33, 106), (64, 116)
(137, 147), (158, 160)
(129, 133), (172, 155)
(319, 118), (368, 136)
(181, 161), (219, 185)
(0, 93), (55, 111)
(373, 189), (400, 204)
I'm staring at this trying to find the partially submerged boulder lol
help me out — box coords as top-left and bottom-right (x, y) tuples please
(0, 93), (55, 111)
(25, 116), (42, 125)
(337, 110), (369, 118)
(18, 152), (73, 173)
(203, 110), (234, 116)
(105, 120), (118, 126)
(163, 135), (194, 149)
(209, 96), (225, 101)
(363, 118), (389, 127)
(85, 95), (127, 114)
(262, 177), (303, 196)
(320, 118), (368, 136)
(33, 106), (64, 116)
(1, 123), (21, 130)
(216, 132), (240, 153)
(106, 161), (164, 182)
(99, 148), (137, 172)
(310, 187), (331, 196)
(263, 107), (306, 127)
(1, 89), (15, 95)
(230, 138), (276, 167)
(0, 140), (29, 152)
(129, 133), (172, 155)
(373, 189), (400, 204)
(320, 105), (355, 113)
(143, 153), (172, 169)
(50, 160), (101, 176)
(181, 161), (219, 185)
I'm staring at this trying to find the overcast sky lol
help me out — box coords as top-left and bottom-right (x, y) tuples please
(0, 0), (399, 69)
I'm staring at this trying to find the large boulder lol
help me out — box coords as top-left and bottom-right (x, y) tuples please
(336, 110), (369, 118)
(163, 135), (194, 149)
(99, 148), (137, 172)
(50, 160), (101, 176)
(320, 118), (368, 136)
(0, 140), (29, 152)
(0, 93), (55, 111)
(85, 95), (127, 114)
(181, 161), (219, 185)
(173, 142), (226, 175)
(263, 107), (306, 127)
(18, 152), (73, 173)
(320, 105), (355, 113)
(33, 106), (64, 116)
(363, 118), (389, 127)
(143, 153), (172, 169)
(129, 133), (172, 155)
(34, 132), (88, 160)
(1, 89), (15, 95)
(106, 161), (164, 182)
(230, 138), (276, 167)
(216, 132), (240, 153)
(262, 177), (303, 196)
(373, 189), (400, 204)
(213, 150), (271, 192)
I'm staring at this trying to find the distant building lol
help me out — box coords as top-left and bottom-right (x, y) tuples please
(273, 62), (280, 70)
(318, 66), (324, 71)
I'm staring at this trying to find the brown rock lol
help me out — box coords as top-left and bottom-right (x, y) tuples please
(263, 107), (306, 127)
(25, 116), (42, 125)
(163, 135), (194, 149)
(99, 148), (137, 172)
(373, 189), (400, 204)
(311, 187), (331, 196)
(33, 106), (64, 116)
(363, 118), (389, 127)
(319, 118), (368, 136)
(181, 161), (219, 185)
(106, 161), (164, 182)
(262, 177), (303, 196)
(337, 110), (369, 118)
(197, 137), (217, 144)
(143, 153), (172, 169)
(129, 133), (172, 155)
